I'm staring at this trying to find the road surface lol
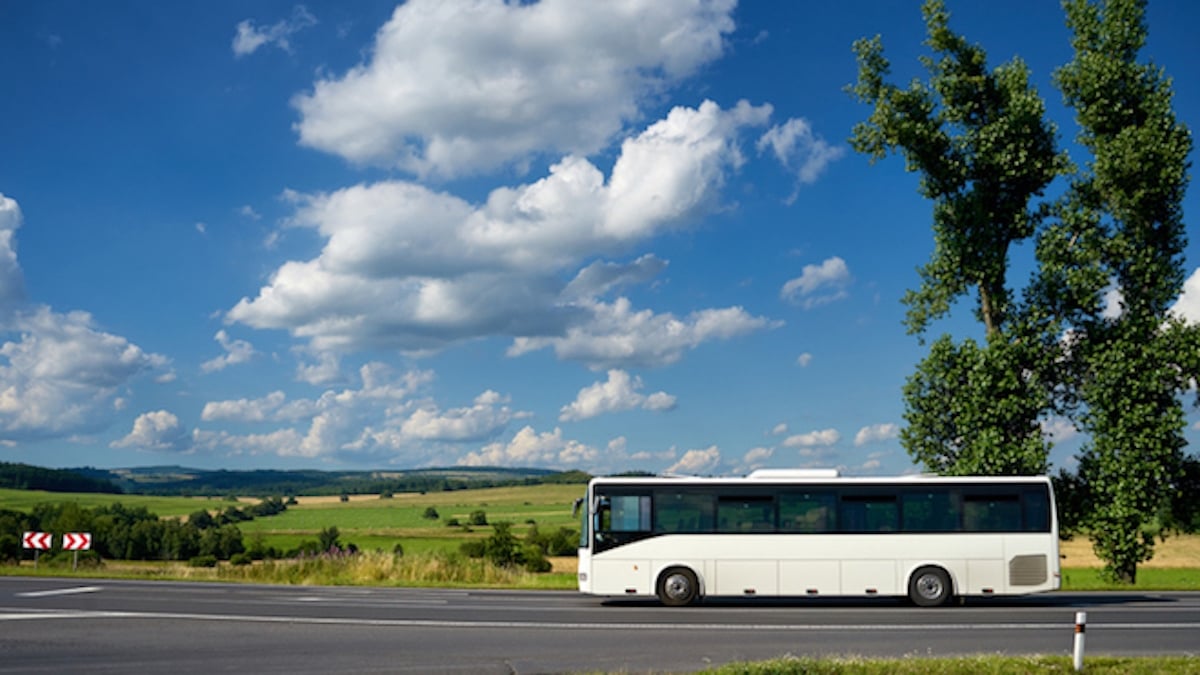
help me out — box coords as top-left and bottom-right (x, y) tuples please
(2, 577), (1197, 673)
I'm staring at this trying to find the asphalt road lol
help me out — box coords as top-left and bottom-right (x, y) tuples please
(1, 577), (1198, 674)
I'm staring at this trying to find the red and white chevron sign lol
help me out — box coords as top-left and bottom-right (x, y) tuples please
(22, 532), (52, 550)
(62, 533), (92, 551)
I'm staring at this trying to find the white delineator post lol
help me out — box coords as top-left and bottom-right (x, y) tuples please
(1073, 611), (1087, 671)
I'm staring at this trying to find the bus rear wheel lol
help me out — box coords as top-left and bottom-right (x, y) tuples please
(657, 568), (699, 606)
(908, 566), (952, 607)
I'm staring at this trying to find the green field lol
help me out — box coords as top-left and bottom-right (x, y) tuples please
(235, 484), (583, 554)
(0, 487), (248, 518)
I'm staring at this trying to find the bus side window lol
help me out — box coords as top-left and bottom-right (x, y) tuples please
(779, 492), (835, 532)
(964, 495), (1021, 532)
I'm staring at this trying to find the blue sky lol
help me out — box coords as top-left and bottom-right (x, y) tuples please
(1, 0), (1198, 476)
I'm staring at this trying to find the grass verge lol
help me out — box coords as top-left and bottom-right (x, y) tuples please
(700, 655), (1200, 674)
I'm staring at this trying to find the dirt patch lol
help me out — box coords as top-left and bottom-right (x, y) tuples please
(1060, 534), (1200, 568)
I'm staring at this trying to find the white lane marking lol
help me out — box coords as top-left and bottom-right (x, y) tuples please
(0, 608), (1197, 632)
(15, 586), (103, 598)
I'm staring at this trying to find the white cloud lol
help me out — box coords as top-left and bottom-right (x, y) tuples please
(665, 445), (721, 475)
(197, 363), (434, 459)
(458, 425), (599, 469)
(1170, 268), (1200, 323)
(200, 330), (256, 373)
(202, 390), (288, 423)
(756, 117), (844, 202)
(400, 390), (517, 442)
(740, 446), (773, 471)
(854, 423), (899, 446)
(230, 101), (778, 366)
(781, 256), (851, 308)
(770, 423), (788, 436)
(782, 428), (840, 448)
(509, 297), (778, 370)
(233, 5), (317, 57)
(1041, 416), (1079, 444)
(559, 369), (676, 421)
(0, 306), (167, 440)
(0, 193), (26, 312)
(1101, 286), (1124, 320)
(292, 0), (736, 177)
(111, 410), (190, 452)
(796, 352), (813, 367)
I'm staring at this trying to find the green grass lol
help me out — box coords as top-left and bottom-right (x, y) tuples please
(0, 487), (242, 518)
(1061, 566), (1200, 591)
(701, 655), (1200, 674)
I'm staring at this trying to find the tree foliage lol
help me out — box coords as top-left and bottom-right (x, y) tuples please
(852, 0), (1196, 582)
(1037, 0), (1196, 584)
(850, 0), (1065, 475)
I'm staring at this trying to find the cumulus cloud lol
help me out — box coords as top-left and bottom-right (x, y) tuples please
(230, 101), (779, 367)
(781, 428), (840, 448)
(509, 297), (778, 370)
(233, 5), (317, 57)
(111, 410), (191, 452)
(400, 390), (518, 442)
(292, 0), (736, 177)
(756, 117), (844, 202)
(796, 352), (813, 367)
(197, 363), (435, 459)
(1171, 268), (1200, 323)
(740, 446), (773, 472)
(666, 445), (721, 475)
(200, 330), (256, 373)
(0, 194), (169, 442)
(559, 369), (676, 421)
(1041, 416), (1079, 444)
(0, 306), (168, 440)
(0, 194), (26, 312)
(458, 425), (599, 469)
(854, 423), (899, 446)
(781, 256), (851, 308)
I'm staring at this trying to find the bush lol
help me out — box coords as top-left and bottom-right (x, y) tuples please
(445, 518), (461, 527)
(230, 553), (253, 566)
(189, 555), (218, 568)
(422, 506), (440, 520)
(392, 542), (404, 557)
(469, 510), (488, 526)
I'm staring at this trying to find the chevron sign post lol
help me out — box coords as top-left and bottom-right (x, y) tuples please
(22, 532), (52, 569)
(62, 533), (92, 551)
(62, 532), (93, 571)
(22, 532), (52, 549)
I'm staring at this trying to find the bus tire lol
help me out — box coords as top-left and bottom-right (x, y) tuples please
(908, 566), (952, 607)
(657, 567), (699, 606)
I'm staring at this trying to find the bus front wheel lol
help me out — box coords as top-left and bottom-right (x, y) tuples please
(908, 566), (953, 607)
(657, 568), (699, 606)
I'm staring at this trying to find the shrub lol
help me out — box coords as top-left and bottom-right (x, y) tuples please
(422, 506), (440, 520)
(469, 510), (488, 526)
(392, 543), (404, 557)
(446, 518), (461, 527)
(189, 555), (218, 568)
(230, 553), (253, 566)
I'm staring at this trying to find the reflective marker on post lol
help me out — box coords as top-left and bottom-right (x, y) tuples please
(1073, 611), (1087, 672)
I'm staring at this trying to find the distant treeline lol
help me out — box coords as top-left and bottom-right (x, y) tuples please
(0, 497), (289, 564)
(0, 462), (122, 494)
(66, 465), (592, 497)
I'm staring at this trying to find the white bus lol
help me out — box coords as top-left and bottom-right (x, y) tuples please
(575, 470), (1060, 607)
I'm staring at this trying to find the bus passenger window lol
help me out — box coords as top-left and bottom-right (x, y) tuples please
(778, 492), (835, 532)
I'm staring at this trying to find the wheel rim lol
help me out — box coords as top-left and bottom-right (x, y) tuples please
(663, 573), (693, 603)
(916, 573), (944, 600)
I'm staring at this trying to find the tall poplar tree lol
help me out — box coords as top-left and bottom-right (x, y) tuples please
(1040, 0), (1195, 584)
(849, 0), (1064, 475)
